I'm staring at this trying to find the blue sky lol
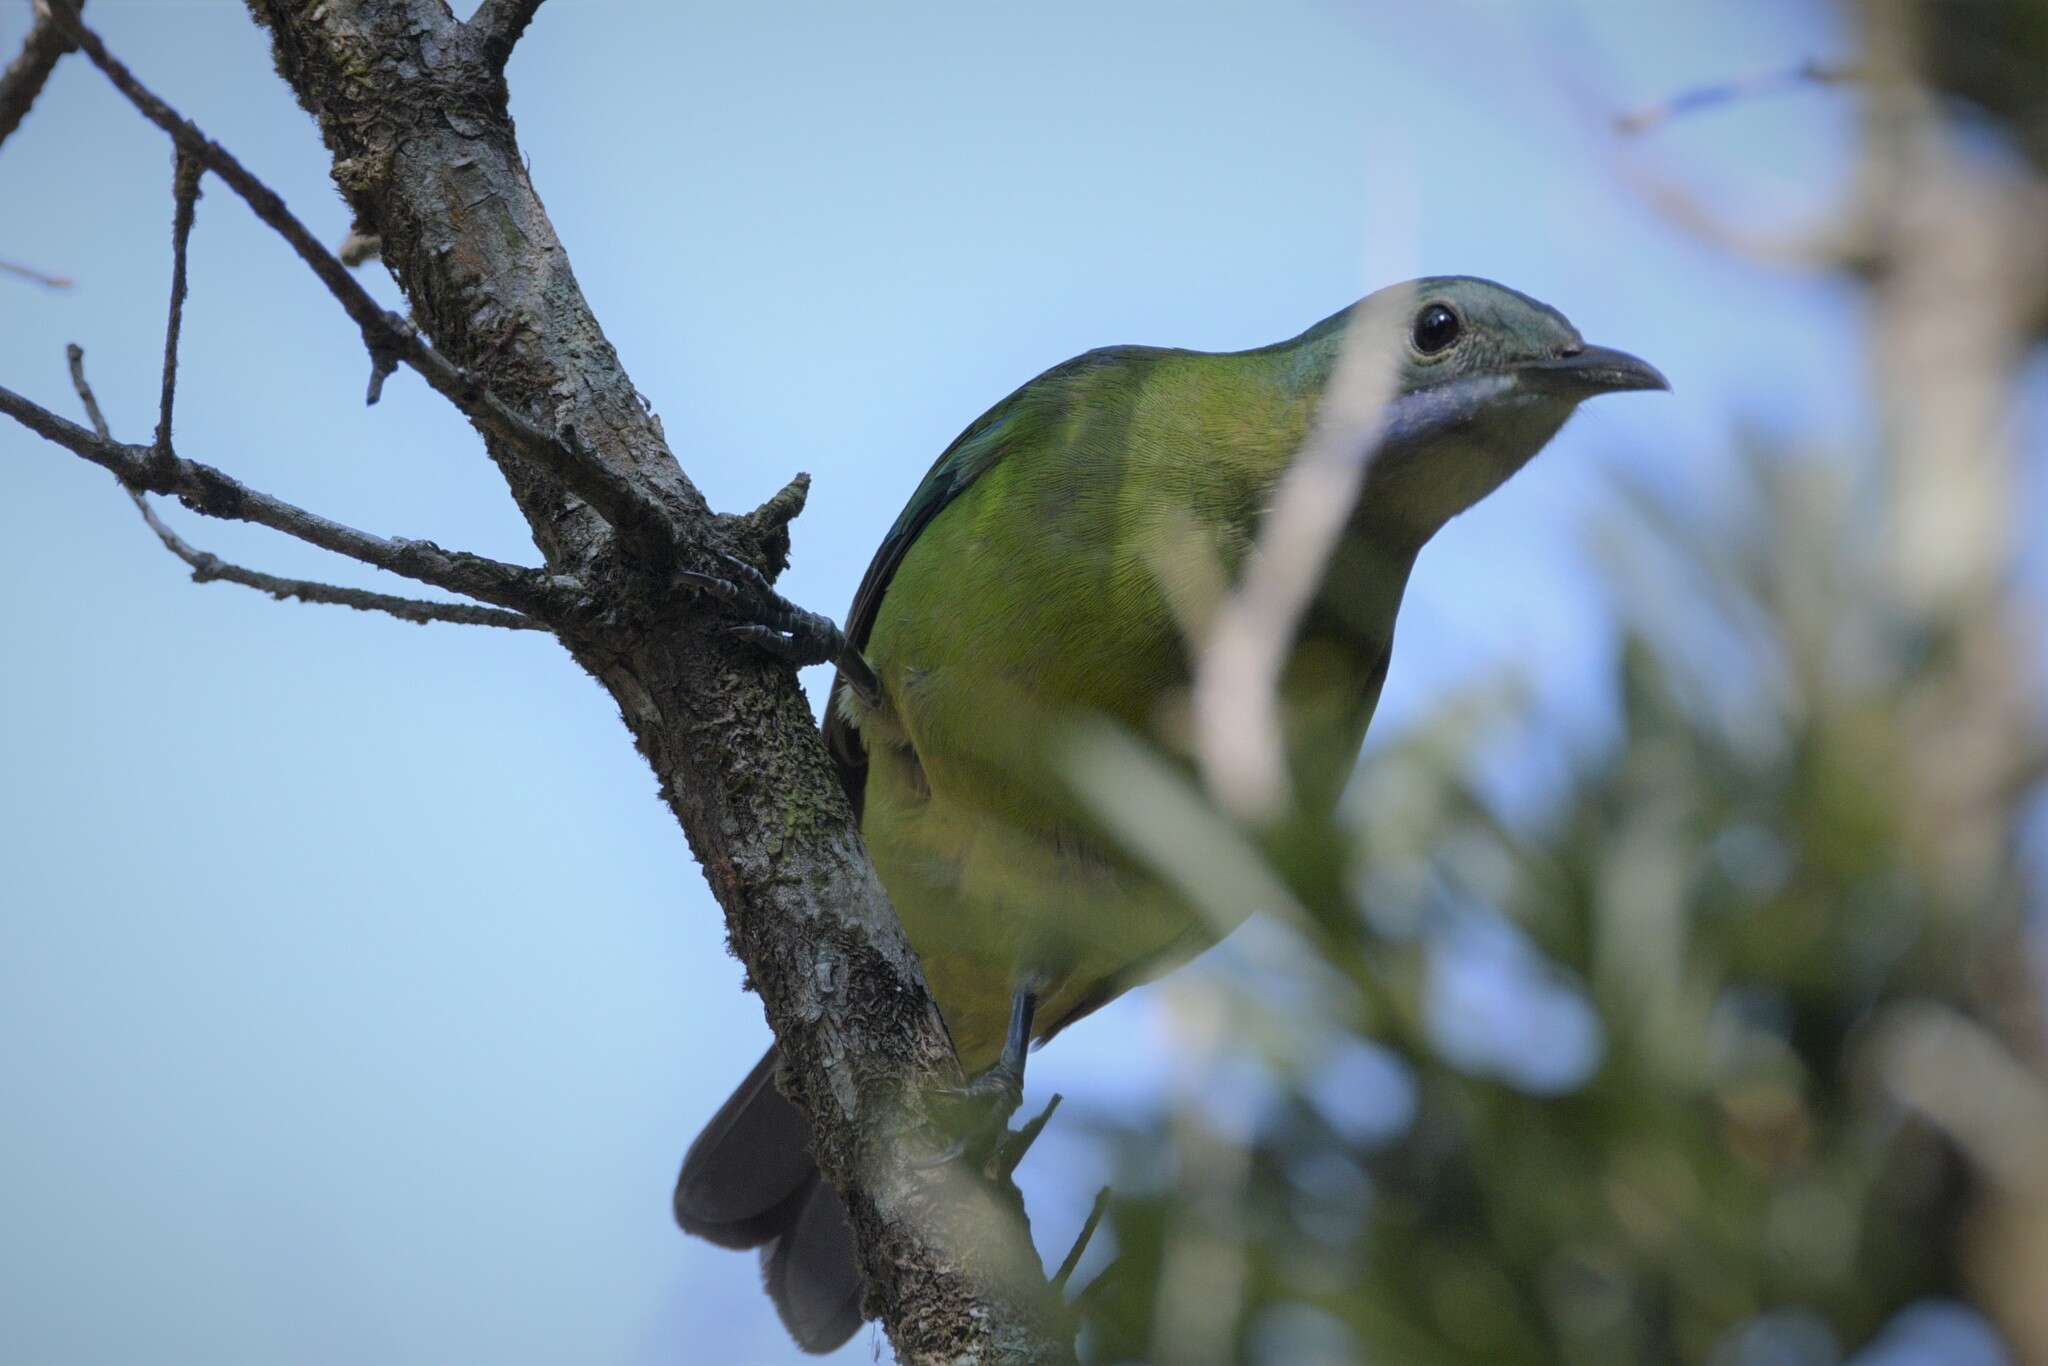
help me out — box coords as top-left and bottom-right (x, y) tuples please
(0, 2), (2003, 1363)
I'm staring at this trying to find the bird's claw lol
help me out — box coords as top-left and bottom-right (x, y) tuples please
(910, 1136), (971, 1172)
(913, 1054), (1029, 1173)
(677, 552), (879, 696)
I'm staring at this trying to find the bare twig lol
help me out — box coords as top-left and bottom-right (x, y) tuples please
(64, 344), (541, 631)
(39, 0), (679, 568)
(66, 343), (109, 441)
(0, 257), (73, 289)
(0, 0), (79, 151)
(1051, 1186), (1112, 1293)
(996, 1091), (1064, 1182)
(5, 363), (571, 620)
(156, 150), (201, 459)
(1615, 58), (1864, 136)
(129, 491), (546, 628)
(469, 0), (546, 69)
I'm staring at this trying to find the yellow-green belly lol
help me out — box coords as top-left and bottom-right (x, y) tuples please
(860, 731), (1213, 1072)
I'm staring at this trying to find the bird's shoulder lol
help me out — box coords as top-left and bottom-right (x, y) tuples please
(822, 341), (1174, 801)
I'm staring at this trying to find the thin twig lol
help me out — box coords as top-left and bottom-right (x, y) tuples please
(66, 343), (110, 441)
(0, 257), (74, 289)
(469, 0), (547, 69)
(127, 489), (546, 628)
(1615, 58), (1864, 136)
(156, 150), (201, 459)
(0, 0), (79, 151)
(64, 344), (542, 631)
(996, 1092), (1063, 1182)
(1051, 1186), (1112, 1293)
(8, 359), (573, 620)
(39, 1), (679, 568)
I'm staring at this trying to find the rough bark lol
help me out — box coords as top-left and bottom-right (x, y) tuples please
(0, 0), (79, 150)
(226, 3), (1070, 1360)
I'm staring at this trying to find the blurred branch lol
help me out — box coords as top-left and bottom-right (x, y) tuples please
(1052, 1186), (1112, 1293)
(1614, 58), (1865, 135)
(0, 0), (79, 151)
(0, 256), (73, 289)
(1619, 166), (1872, 271)
(1192, 301), (1406, 819)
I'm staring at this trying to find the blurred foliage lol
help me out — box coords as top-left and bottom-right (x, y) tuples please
(1921, 0), (2048, 171)
(1069, 448), (2043, 1364)
(1048, 3), (2048, 1362)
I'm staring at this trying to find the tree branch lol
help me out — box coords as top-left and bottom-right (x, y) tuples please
(8, 2), (1077, 1356)
(156, 150), (201, 459)
(3, 367), (570, 620)
(130, 487), (547, 628)
(1051, 1186), (1111, 1293)
(468, 0), (545, 70)
(0, 256), (73, 289)
(64, 343), (542, 631)
(1614, 58), (1864, 135)
(0, 0), (79, 152)
(40, 0), (680, 569)
(233, 1), (1077, 1357)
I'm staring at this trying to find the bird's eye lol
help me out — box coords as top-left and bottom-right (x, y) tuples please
(1412, 303), (1461, 356)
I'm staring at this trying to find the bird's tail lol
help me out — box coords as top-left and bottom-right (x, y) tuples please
(673, 1045), (863, 1354)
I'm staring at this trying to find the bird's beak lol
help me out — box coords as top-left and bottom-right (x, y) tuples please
(1519, 344), (1669, 397)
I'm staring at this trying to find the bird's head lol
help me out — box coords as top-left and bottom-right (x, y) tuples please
(1314, 275), (1667, 545)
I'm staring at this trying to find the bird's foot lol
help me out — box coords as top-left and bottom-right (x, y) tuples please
(915, 986), (1040, 1174)
(676, 552), (879, 699)
(916, 1058), (1029, 1171)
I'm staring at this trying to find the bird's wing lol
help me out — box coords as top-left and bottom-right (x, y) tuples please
(822, 345), (1157, 812)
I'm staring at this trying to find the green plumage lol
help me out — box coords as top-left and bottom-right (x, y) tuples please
(677, 277), (1666, 1354)
(831, 333), (1376, 1065)
(821, 276), (1666, 1069)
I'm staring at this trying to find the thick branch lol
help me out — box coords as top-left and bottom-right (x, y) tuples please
(41, 0), (678, 567)
(0, 375), (567, 619)
(0, 0), (79, 151)
(468, 0), (544, 69)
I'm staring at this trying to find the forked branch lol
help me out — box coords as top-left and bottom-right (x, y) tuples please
(9, 2), (1080, 1356)
(469, 0), (546, 70)
(40, 0), (679, 568)
(2, 370), (569, 621)
(61, 345), (545, 631)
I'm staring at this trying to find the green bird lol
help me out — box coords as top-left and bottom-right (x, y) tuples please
(673, 276), (1666, 1352)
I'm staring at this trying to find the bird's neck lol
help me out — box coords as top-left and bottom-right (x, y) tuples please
(1298, 525), (1417, 660)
